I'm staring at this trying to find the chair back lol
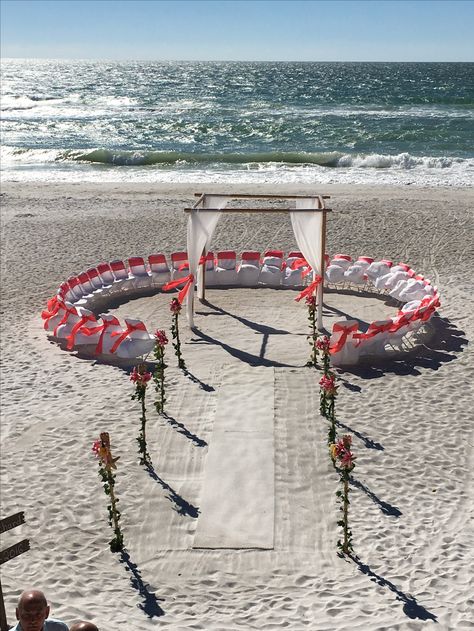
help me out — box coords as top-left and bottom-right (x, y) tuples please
(217, 250), (237, 270)
(148, 254), (170, 272)
(110, 260), (129, 281)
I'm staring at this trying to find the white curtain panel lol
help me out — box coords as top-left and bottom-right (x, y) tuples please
(186, 195), (228, 326)
(290, 198), (323, 277)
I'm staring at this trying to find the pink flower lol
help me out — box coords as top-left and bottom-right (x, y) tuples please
(130, 365), (152, 386)
(92, 439), (101, 456)
(170, 298), (182, 315)
(340, 449), (356, 469)
(305, 295), (316, 308)
(319, 374), (338, 395)
(154, 329), (168, 347)
(341, 434), (352, 449)
(316, 336), (330, 352)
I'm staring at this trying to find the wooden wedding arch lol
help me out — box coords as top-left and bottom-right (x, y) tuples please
(184, 192), (332, 329)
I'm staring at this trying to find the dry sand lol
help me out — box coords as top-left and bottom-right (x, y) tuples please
(0, 182), (473, 630)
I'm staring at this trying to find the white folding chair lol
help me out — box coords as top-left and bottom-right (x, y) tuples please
(238, 251), (261, 287)
(215, 250), (239, 286)
(259, 249), (284, 287)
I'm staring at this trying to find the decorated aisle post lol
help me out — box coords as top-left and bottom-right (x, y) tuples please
(92, 432), (124, 552)
(130, 364), (152, 465)
(317, 335), (338, 447)
(153, 329), (168, 414)
(305, 294), (319, 368)
(170, 297), (186, 370)
(330, 435), (356, 555)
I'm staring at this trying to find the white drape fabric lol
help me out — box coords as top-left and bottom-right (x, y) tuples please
(290, 198), (324, 327)
(186, 195), (228, 326)
(290, 198), (323, 276)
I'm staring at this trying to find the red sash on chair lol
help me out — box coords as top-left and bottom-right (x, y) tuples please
(110, 320), (148, 354)
(41, 295), (63, 322)
(93, 320), (116, 355)
(290, 257), (308, 271)
(294, 275), (322, 302)
(353, 321), (392, 346)
(65, 313), (98, 350)
(389, 312), (413, 333)
(53, 304), (77, 336)
(162, 273), (195, 304)
(330, 321), (359, 355)
(290, 257), (313, 278)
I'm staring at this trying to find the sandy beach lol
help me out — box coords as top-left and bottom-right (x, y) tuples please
(0, 181), (473, 630)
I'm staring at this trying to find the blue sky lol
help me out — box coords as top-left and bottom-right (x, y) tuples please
(1, 0), (473, 61)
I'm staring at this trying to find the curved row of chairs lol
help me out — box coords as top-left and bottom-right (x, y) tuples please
(325, 254), (440, 365)
(41, 250), (440, 365)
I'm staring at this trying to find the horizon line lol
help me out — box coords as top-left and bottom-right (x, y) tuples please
(1, 57), (473, 64)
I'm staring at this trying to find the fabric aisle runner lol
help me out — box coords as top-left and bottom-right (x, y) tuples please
(193, 365), (275, 549)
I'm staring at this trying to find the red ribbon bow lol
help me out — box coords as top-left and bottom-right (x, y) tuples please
(389, 312), (413, 333)
(41, 295), (64, 322)
(353, 321), (392, 346)
(162, 273), (195, 304)
(53, 304), (77, 336)
(295, 275), (322, 303)
(110, 321), (147, 354)
(65, 313), (98, 350)
(94, 320), (116, 355)
(330, 321), (359, 354)
(290, 257), (312, 278)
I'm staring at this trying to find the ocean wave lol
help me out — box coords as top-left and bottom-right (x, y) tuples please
(2, 146), (472, 173)
(63, 148), (474, 171)
(1, 95), (69, 111)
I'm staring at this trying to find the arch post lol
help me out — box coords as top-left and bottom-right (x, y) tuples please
(317, 208), (327, 330)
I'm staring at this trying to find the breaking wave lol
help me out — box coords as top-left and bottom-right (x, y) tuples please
(3, 146), (471, 171)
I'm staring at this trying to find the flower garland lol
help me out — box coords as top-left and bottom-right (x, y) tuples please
(153, 329), (168, 414)
(170, 298), (186, 370)
(316, 334), (356, 554)
(92, 432), (124, 552)
(305, 295), (319, 367)
(317, 336), (338, 446)
(130, 363), (152, 465)
(329, 434), (356, 555)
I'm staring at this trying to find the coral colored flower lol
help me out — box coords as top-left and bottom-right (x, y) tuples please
(170, 298), (182, 315)
(316, 336), (330, 352)
(340, 450), (356, 469)
(130, 366), (152, 386)
(154, 329), (168, 347)
(319, 374), (338, 395)
(305, 295), (317, 308)
(341, 434), (352, 449)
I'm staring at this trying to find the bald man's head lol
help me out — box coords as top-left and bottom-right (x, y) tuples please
(70, 623), (99, 631)
(16, 590), (50, 631)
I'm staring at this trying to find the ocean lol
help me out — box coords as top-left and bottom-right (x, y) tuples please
(1, 60), (473, 186)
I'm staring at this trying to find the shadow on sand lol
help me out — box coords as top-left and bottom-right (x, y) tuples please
(335, 419), (384, 451)
(350, 476), (402, 517)
(192, 298), (297, 367)
(119, 550), (165, 619)
(349, 554), (438, 622)
(145, 462), (200, 518)
(162, 412), (207, 447)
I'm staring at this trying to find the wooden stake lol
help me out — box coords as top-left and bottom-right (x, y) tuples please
(199, 248), (206, 302)
(318, 210), (327, 330)
(0, 579), (8, 631)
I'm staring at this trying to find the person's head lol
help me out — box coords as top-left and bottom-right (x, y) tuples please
(70, 623), (99, 631)
(15, 590), (50, 631)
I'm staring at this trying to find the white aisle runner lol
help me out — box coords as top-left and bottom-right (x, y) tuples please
(193, 365), (275, 549)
